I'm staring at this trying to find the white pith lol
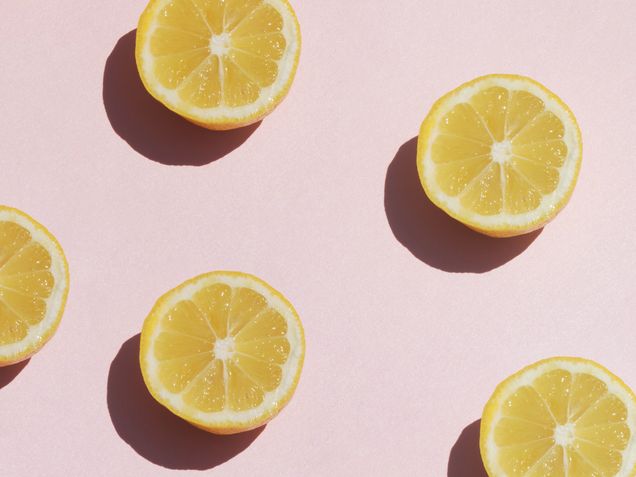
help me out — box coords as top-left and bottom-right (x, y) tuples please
(483, 359), (636, 476)
(142, 272), (304, 427)
(0, 209), (68, 360)
(139, 0), (300, 122)
(421, 76), (582, 229)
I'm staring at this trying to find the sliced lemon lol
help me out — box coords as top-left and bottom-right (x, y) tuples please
(136, 0), (301, 130)
(0, 206), (69, 365)
(140, 271), (305, 434)
(417, 74), (582, 237)
(481, 357), (636, 476)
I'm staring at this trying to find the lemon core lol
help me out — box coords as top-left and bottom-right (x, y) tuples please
(209, 33), (230, 56)
(214, 337), (235, 360)
(554, 423), (575, 446)
(491, 140), (512, 164)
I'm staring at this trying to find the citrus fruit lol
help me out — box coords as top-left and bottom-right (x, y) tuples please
(0, 206), (69, 366)
(140, 271), (305, 434)
(417, 74), (582, 237)
(135, 0), (301, 130)
(481, 357), (636, 476)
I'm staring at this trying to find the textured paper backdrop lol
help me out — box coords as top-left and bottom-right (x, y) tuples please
(1, 1), (635, 475)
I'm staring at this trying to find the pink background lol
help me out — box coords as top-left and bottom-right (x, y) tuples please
(1, 0), (635, 475)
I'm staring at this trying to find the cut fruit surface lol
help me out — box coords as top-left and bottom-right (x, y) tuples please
(140, 271), (305, 434)
(0, 206), (69, 365)
(136, 0), (301, 130)
(417, 74), (582, 237)
(480, 357), (636, 477)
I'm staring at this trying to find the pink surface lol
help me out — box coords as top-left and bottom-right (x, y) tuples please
(1, 0), (636, 475)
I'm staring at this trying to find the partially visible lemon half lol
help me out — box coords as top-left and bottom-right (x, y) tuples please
(136, 0), (301, 130)
(481, 357), (636, 476)
(140, 271), (305, 434)
(0, 206), (69, 366)
(417, 74), (582, 237)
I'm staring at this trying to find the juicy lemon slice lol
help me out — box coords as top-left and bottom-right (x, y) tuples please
(481, 357), (636, 476)
(136, 0), (301, 130)
(417, 74), (582, 237)
(140, 271), (305, 434)
(0, 206), (69, 365)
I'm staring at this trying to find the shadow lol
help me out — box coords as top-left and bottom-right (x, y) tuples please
(384, 137), (542, 273)
(103, 30), (261, 166)
(447, 420), (488, 477)
(0, 360), (29, 389)
(107, 334), (264, 470)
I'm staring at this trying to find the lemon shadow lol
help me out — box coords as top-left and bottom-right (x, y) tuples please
(106, 334), (264, 470)
(447, 419), (488, 477)
(0, 359), (29, 390)
(102, 30), (261, 166)
(384, 137), (542, 273)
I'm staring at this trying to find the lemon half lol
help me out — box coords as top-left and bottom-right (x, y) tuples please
(136, 0), (301, 130)
(481, 357), (636, 476)
(418, 74), (582, 237)
(140, 271), (305, 434)
(0, 206), (69, 365)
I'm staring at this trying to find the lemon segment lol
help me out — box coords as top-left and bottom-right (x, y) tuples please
(0, 206), (69, 365)
(418, 74), (582, 237)
(136, 0), (301, 130)
(140, 271), (304, 434)
(481, 357), (636, 476)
